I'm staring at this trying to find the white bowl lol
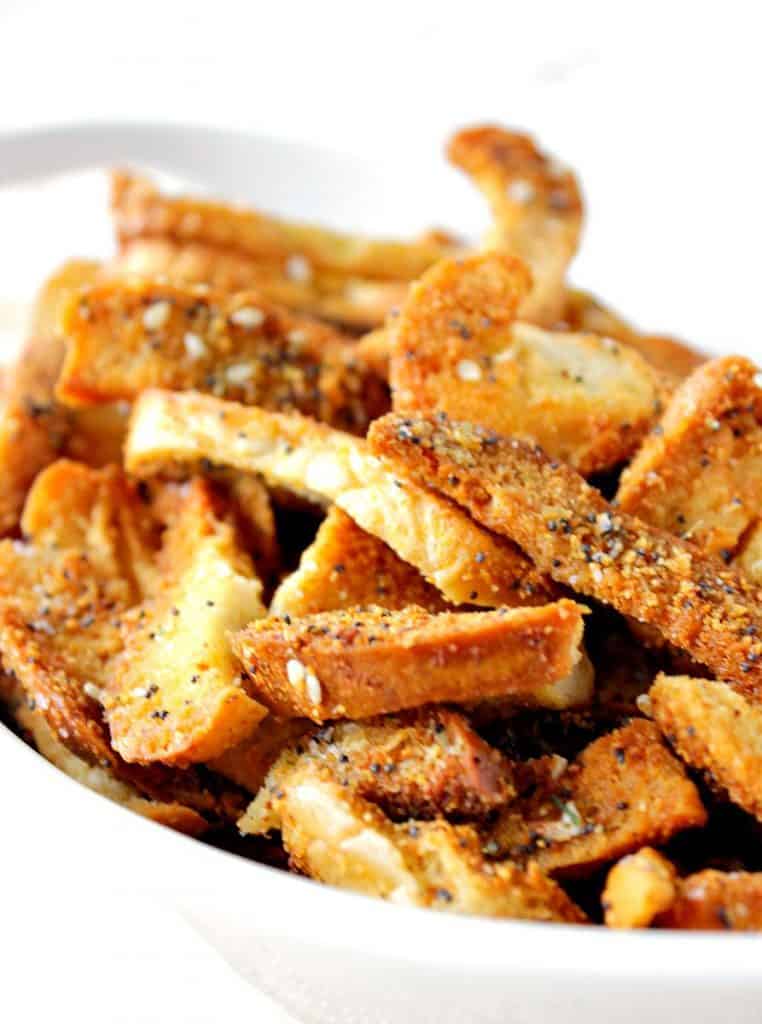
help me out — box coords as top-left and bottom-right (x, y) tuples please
(2, 122), (760, 1024)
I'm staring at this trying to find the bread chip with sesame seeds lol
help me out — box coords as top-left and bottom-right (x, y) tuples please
(271, 507), (448, 617)
(649, 673), (762, 824)
(125, 390), (552, 608)
(447, 125), (583, 324)
(110, 171), (459, 329)
(388, 252), (666, 475)
(259, 708), (515, 821)
(485, 720), (706, 878)
(618, 357), (762, 568)
(368, 412), (762, 693)
(601, 848), (679, 928)
(656, 869), (762, 930)
(561, 289), (705, 382)
(232, 600), (591, 723)
(58, 278), (388, 434)
(104, 478), (268, 766)
(239, 756), (586, 922)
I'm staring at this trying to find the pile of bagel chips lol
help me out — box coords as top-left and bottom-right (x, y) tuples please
(4, 124), (762, 930)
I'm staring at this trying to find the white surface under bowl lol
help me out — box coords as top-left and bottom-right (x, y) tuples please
(2, 122), (761, 1024)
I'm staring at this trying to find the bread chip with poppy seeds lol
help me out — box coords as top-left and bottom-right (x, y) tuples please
(486, 720), (706, 878)
(233, 600), (591, 723)
(368, 412), (762, 694)
(239, 757), (586, 922)
(389, 252), (665, 474)
(656, 870), (762, 930)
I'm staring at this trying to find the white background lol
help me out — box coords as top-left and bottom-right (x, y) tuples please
(1, 2), (761, 1021)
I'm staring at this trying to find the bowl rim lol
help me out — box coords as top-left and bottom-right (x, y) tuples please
(2, 119), (760, 986)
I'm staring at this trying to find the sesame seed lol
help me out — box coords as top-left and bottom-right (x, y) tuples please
(507, 179), (535, 203)
(183, 331), (207, 359)
(285, 254), (312, 282)
(304, 669), (322, 706)
(287, 329), (306, 349)
(286, 658), (305, 685)
(705, 416), (721, 431)
(230, 306), (265, 329)
(456, 359), (482, 382)
(142, 300), (172, 331)
(226, 363), (254, 383)
(83, 682), (103, 703)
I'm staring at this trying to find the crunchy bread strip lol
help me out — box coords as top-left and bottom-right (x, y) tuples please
(208, 717), (312, 793)
(487, 720), (706, 878)
(368, 412), (762, 693)
(232, 600), (590, 723)
(0, 462), (245, 820)
(657, 870), (762, 930)
(0, 260), (101, 534)
(389, 252), (665, 474)
(58, 278), (387, 434)
(649, 673), (762, 823)
(267, 709), (515, 820)
(125, 390), (551, 607)
(447, 125), (583, 323)
(355, 325), (393, 378)
(561, 289), (704, 381)
(618, 357), (762, 561)
(239, 757), (586, 922)
(8, 680), (207, 836)
(271, 507), (448, 617)
(110, 172), (458, 328)
(602, 848), (678, 928)
(105, 479), (268, 766)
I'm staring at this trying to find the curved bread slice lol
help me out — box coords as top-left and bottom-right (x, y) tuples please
(125, 390), (551, 607)
(271, 507), (447, 616)
(657, 870), (762, 930)
(239, 757), (586, 922)
(59, 278), (387, 434)
(389, 252), (665, 474)
(486, 720), (706, 878)
(447, 125), (582, 323)
(232, 600), (590, 723)
(368, 412), (762, 694)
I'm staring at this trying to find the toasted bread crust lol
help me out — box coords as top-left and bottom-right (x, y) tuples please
(369, 412), (762, 693)
(240, 757), (586, 922)
(389, 253), (665, 474)
(487, 721), (705, 877)
(656, 870), (762, 930)
(447, 125), (582, 323)
(125, 390), (552, 607)
(618, 357), (762, 560)
(271, 507), (448, 616)
(264, 709), (515, 820)
(233, 600), (588, 723)
(602, 848), (678, 928)
(59, 278), (388, 434)
(649, 673), (762, 823)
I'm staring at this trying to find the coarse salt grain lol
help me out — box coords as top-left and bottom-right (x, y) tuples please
(285, 254), (312, 282)
(143, 300), (172, 331)
(183, 331), (207, 359)
(507, 179), (535, 203)
(456, 359), (483, 382)
(230, 306), (265, 329)
(287, 659), (305, 686)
